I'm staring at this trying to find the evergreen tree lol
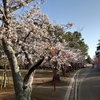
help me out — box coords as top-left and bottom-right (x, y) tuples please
(95, 39), (100, 58)
(86, 55), (92, 64)
(62, 31), (88, 57)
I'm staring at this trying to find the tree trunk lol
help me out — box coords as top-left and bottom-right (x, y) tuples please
(1, 71), (7, 89)
(1, 0), (44, 99)
(2, 38), (33, 100)
(52, 63), (61, 81)
(61, 65), (64, 76)
(1, 65), (7, 89)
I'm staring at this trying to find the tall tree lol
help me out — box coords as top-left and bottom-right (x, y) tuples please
(0, 1), (86, 100)
(95, 39), (100, 58)
(85, 55), (92, 64)
(0, 0), (45, 100)
(62, 31), (88, 57)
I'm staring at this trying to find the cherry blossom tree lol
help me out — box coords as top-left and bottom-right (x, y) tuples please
(0, 0), (84, 100)
(0, 0), (47, 100)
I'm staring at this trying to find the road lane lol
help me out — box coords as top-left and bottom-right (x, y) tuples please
(78, 67), (100, 100)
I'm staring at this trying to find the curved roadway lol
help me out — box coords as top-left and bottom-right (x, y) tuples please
(78, 67), (100, 100)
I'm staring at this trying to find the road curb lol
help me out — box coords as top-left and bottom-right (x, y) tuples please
(64, 70), (80, 100)
(75, 70), (81, 100)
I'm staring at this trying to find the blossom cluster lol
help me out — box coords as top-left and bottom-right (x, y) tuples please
(0, 2), (84, 67)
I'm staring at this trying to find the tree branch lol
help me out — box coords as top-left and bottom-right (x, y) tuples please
(0, 16), (3, 20)
(3, 0), (8, 16)
(24, 30), (33, 42)
(40, 56), (51, 66)
(9, 0), (34, 13)
(23, 56), (44, 82)
(23, 50), (33, 66)
(2, 0), (10, 25)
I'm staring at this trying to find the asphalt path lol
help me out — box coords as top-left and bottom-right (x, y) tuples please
(78, 67), (100, 100)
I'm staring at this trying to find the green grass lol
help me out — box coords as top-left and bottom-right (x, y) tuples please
(0, 69), (74, 88)
(0, 84), (14, 89)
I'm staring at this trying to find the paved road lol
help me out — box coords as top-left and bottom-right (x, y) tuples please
(78, 67), (100, 100)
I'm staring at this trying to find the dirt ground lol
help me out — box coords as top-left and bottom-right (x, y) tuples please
(0, 69), (76, 100)
(0, 78), (70, 100)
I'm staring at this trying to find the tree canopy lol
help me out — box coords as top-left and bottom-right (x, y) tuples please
(59, 30), (88, 57)
(0, 0), (89, 99)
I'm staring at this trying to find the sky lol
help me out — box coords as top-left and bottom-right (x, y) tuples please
(17, 0), (100, 59)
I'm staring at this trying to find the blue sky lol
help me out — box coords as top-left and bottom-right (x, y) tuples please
(17, 0), (100, 58)
(38, 0), (100, 58)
